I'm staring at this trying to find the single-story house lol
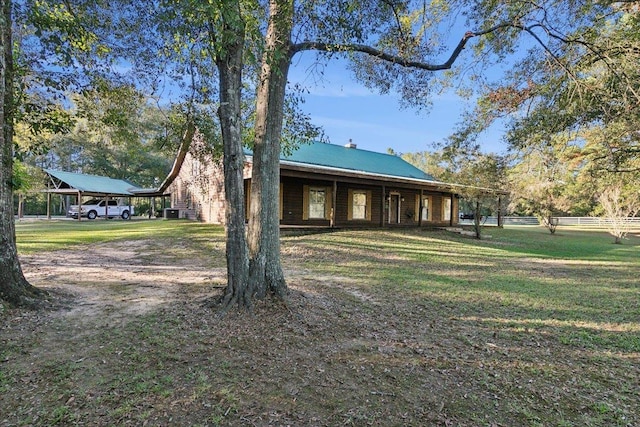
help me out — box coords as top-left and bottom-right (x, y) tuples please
(169, 139), (471, 228)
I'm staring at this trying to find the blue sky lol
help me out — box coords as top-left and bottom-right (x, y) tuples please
(288, 54), (508, 156)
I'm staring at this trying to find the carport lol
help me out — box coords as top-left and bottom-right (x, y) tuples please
(42, 169), (170, 220)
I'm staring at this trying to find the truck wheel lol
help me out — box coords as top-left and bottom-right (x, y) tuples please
(121, 210), (130, 220)
(87, 210), (97, 220)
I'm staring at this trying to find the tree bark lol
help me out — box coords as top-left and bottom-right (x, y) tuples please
(473, 200), (481, 239)
(247, 0), (292, 299)
(0, 0), (44, 307)
(215, 2), (250, 310)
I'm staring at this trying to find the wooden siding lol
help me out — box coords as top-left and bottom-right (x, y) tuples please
(278, 178), (458, 228)
(335, 183), (380, 227)
(280, 177), (331, 226)
(171, 143), (461, 228)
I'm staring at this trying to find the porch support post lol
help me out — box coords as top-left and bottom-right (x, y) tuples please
(450, 195), (455, 227)
(46, 192), (51, 219)
(331, 180), (337, 228)
(380, 185), (386, 227)
(418, 189), (423, 227)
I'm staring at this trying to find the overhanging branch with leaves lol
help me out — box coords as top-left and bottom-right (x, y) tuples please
(289, 24), (512, 70)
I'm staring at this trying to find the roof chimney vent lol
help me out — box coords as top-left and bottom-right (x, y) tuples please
(345, 139), (357, 149)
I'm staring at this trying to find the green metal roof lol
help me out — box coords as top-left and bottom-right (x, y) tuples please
(45, 169), (142, 196)
(279, 142), (436, 181)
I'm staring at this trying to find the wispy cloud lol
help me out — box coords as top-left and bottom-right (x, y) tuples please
(311, 115), (442, 150)
(305, 83), (374, 98)
(289, 72), (374, 98)
(312, 116), (388, 131)
(288, 57), (375, 98)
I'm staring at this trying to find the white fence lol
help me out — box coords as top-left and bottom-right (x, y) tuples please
(554, 217), (640, 227)
(461, 216), (640, 227)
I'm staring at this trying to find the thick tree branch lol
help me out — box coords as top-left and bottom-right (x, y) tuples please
(156, 121), (196, 193)
(290, 24), (511, 70)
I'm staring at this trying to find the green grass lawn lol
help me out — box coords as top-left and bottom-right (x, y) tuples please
(5, 220), (639, 426)
(286, 226), (639, 336)
(15, 219), (222, 254)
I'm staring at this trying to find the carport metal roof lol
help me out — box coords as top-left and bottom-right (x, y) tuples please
(44, 169), (143, 197)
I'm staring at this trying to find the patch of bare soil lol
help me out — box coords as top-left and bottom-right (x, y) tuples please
(1, 238), (639, 426)
(21, 240), (225, 320)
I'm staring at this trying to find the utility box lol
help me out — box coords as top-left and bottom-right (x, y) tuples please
(164, 208), (180, 219)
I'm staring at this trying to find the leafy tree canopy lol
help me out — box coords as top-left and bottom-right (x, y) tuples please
(447, 2), (640, 163)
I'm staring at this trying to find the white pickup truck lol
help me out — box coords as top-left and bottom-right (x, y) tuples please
(68, 199), (134, 220)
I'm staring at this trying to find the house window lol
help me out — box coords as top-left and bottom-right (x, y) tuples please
(348, 189), (372, 221)
(443, 197), (452, 221)
(421, 196), (431, 221)
(191, 158), (201, 177)
(186, 189), (192, 209)
(352, 191), (367, 219)
(303, 185), (332, 220)
(309, 187), (326, 219)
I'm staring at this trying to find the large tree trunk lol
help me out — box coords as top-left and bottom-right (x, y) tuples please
(0, 0), (44, 307)
(247, 0), (292, 299)
(215, 2), (250, 310)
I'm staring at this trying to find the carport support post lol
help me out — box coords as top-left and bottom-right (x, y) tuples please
(77, 191), (82, 221)
(46, 192), (51, 219)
